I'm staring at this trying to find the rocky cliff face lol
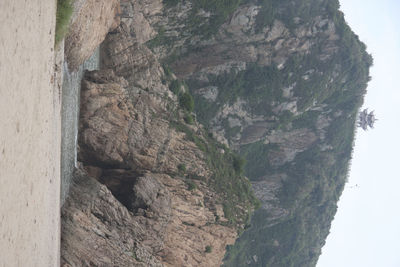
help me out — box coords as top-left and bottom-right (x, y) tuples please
(117, 0), (371, 266)
(62, 16), (256, 265)
(62, 0), (372, 266)
(62, 67), (241, 266)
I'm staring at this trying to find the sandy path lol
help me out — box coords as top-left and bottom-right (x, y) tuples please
(0, 1), (60, 266)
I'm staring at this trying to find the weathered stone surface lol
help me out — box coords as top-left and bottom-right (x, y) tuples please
(251, 173), (289, 225)
(119, 0), (162, 44)
(62, 168), (236, 267)
(118, 2), (341, 162)
(78, 70), (132, 167)
(61, 169), (163, 267)
(65, 0), (121, 70)
(61, 1), (363, 265)
(63, 66), (236, 266)
(167, 12), (338, 78)
(101, 23), (166, 91)
(78, 69), (208, 176)
(197, 86), (219, 102)
(115, 1), (342, 150)
(265, 128), (318, 166)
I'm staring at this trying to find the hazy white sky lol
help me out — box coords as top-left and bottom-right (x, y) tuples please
(318, 1), (400, 267)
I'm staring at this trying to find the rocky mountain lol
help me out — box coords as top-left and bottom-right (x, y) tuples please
(61, 0), (372, 266)
(61, 5), (257, 266)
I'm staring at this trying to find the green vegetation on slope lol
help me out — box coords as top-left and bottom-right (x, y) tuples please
(253, 0), (340, 31)
(170, 120), (259, 228)
(151, 0), (245, 51)
(224, 122), (353, 266)
(157, 0), (372, 265)
(163, 0), (242, 37)
(221, 0), (372, 266)
(164, 74), (259, 228)
(55, 0), (73, 45)
(224, 75), (363, 265)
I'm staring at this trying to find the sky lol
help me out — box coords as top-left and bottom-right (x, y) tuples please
(317, 1), (400, 267)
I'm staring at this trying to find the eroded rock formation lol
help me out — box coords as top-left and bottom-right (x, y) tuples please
(62, 67), (239, 266)
(61, 0), (372, 266)
(65, 0), (121, 70)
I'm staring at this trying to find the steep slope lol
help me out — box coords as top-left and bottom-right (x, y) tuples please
(120, 0), (372, 266)
(61, 24), (258, 266)
(61, 0), (372, 266)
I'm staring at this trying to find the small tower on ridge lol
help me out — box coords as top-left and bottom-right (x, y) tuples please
(358, 108), (377, 131)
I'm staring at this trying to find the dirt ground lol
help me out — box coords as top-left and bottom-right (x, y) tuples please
(0, 1), (60, 266)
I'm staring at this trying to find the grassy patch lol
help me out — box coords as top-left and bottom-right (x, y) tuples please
(169, 79), (181, 95)
(179, 91), (194, 112)
(184, 112), (194, 124)
(177, 163), (186, 173)
(55, 0), (73, 45)
(163, 63), (258, 228)
(163, 0), (180, 7)
(146, 27), (166, 49)
(187, 180), (197, 191)
(191, 0), (242, 38)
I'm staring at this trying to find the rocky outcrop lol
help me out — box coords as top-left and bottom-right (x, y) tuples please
(122, 1), (371, 266)
(61, 169), (163, 267)
(119, 0), (162, 44)
(78, 68), (208, 177)
(179, 9), (339, 147)
(61, 0), (372, 266)
(62, 167), (236, 267)
(171, 14), (335, 77)
(65, 0), (121, 70)
(251, 174), (289, 225)
(112, 1), (343, 166)
(264, 128), (318, 166)
(62, 68), (238, 266)
(101, 24), (166, 92)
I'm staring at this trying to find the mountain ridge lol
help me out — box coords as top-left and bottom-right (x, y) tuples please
(60, 0), (372, 266)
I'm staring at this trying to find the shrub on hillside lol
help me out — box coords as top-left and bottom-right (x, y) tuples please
(55, 0), (73, 45)
(179, 91), (194, 112)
